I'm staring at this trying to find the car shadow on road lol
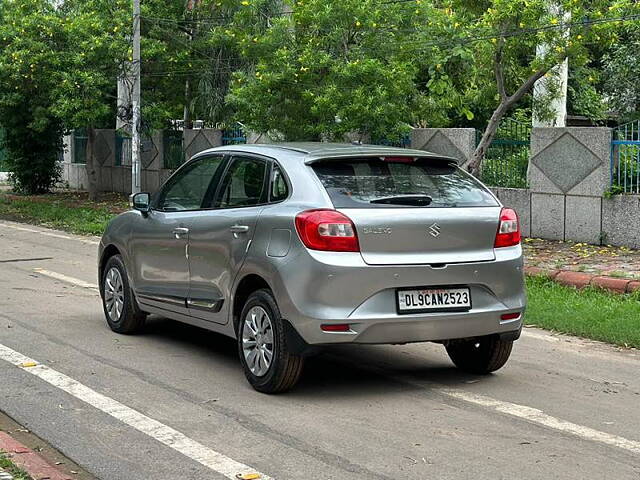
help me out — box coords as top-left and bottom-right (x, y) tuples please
(294, 345), (501, 398)
(141, 316), (501, 398)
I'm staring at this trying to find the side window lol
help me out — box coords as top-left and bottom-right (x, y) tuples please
(214, 156), (268, 208)
(270, 163), (289, 202)
(158, 156), (224, 211)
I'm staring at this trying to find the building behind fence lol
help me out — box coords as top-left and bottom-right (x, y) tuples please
(60, 122), (640, 248)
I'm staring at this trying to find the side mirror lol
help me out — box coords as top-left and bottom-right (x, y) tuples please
(130, 192), (151, 214)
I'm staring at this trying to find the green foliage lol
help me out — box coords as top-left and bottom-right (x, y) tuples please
(228, 0), (422, 140)
(52, 0), (130, 129)
(480, 150), (529, 188)
(526, 275), (640, 349)
(612, 143), (640, 193)
(0, 0), (65, 193)
(228, 0), (637, 142)
(2, 0), (639, 191)
(141, 0), (281, 129)
(0, 191), (124, 235)
(602, 23), (640, 121)
(0, 453), (34, 480)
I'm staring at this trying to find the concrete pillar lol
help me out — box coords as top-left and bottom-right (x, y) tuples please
(411, 128), (476, 168)
(528, 127), (611, 243)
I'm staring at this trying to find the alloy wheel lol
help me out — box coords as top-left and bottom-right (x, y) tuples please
(104, 267), (125, 323)
(242, 306), (274, 377)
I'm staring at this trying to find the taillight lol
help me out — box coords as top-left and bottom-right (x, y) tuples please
(295, 209), (360, 252)
(494, 207), (521, 248)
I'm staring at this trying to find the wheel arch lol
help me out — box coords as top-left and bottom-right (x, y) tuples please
(232, 273), (273, 334)
(99, 244), (122, 294)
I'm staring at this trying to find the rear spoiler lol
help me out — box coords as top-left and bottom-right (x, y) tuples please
(304, 154), (459, 165)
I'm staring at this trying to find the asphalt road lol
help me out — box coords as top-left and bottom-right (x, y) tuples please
(0, 219), (639, 480)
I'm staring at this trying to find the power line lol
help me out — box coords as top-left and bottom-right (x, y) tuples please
(142, 12), (640, 70)
(142, 11), (640, 47)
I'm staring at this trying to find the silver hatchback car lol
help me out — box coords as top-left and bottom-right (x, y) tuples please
(99, 143), (526, 393)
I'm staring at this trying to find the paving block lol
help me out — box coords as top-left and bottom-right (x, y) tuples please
(626, 281), (640, 293)
(524, 266), (559, 278)
(0, 432), (72, 480)
(555, 271), (593, 289)
(590, 276), (630, 293)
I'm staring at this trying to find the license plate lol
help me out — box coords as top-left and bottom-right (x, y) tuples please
(396, 286), (471, 314)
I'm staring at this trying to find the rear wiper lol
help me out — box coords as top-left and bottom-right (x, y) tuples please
(369, 194), (433, 206)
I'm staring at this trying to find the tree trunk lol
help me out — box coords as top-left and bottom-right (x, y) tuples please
(85, 127), (100, 202)
(468, 102), (509, 176)
(468, 65), (549, 176)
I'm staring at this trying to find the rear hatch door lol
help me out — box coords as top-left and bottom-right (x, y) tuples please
(345, 207), (500, 265)
(310, 155), (501, 265)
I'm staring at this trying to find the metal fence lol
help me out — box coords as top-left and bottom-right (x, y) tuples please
(222, 123), (246, 145)
(163, 130), (184, 169)
(477, 118), (530, 188)
(611, 120), (640, 194)
(371, 134), (411, 148)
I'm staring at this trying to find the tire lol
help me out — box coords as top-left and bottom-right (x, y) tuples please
(237, 289), (304, 393)
(445, 335), (513, 374)
(101, 254), (146, 334)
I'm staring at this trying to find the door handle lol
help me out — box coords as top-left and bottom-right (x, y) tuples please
(173, 227), (189, 238)
(230, 225), (250, 234)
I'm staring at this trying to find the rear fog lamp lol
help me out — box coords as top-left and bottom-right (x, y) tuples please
(321, 324), (351, 332)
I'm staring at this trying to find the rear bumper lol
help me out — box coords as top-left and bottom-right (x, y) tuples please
(292, 310), (524, 345)
(272, 245), (526, 345)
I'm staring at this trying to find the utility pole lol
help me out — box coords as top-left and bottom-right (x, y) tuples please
(131, 0), (142, 194)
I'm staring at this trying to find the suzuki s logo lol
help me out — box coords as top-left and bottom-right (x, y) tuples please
(429, 223), (441, 238)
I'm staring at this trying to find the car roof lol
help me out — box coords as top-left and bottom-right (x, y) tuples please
(192, 142), (458, 164)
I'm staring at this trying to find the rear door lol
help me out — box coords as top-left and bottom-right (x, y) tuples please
(311, 157), (501, 265)
(186, 154), (270, 324)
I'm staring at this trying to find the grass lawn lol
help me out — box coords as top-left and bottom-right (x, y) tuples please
(0, 190), (126, 236)
(526, 275), (640, 349)
(0, 452), (33, 480)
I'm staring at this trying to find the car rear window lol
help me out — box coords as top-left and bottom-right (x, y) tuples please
(311, 157), (498, 208)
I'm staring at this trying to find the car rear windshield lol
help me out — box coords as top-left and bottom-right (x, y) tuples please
(311, 157), (498, 208)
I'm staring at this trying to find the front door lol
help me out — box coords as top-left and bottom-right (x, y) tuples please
(186, 154), (270, 323)
(131, 155), (226, 315)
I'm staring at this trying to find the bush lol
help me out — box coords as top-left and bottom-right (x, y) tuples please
(4, 120), (64, 194)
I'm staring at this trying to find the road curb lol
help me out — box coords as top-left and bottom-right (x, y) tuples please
(0, 432), (72, 480)
(524, 266), (639, 294)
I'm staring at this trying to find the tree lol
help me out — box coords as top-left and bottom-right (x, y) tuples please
(0, 0), (65, 193)
(52, 0), (130, 200)
(453, 0), (636, 174)
(228, 0), (431, 141)
(601, 22), (640, 122)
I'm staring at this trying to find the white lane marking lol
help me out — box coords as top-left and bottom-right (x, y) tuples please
(33, 268), (98, 290)
(0, 222), (99, 245)
(0, 343), (272, 480)
(440, 388), (640, 455)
